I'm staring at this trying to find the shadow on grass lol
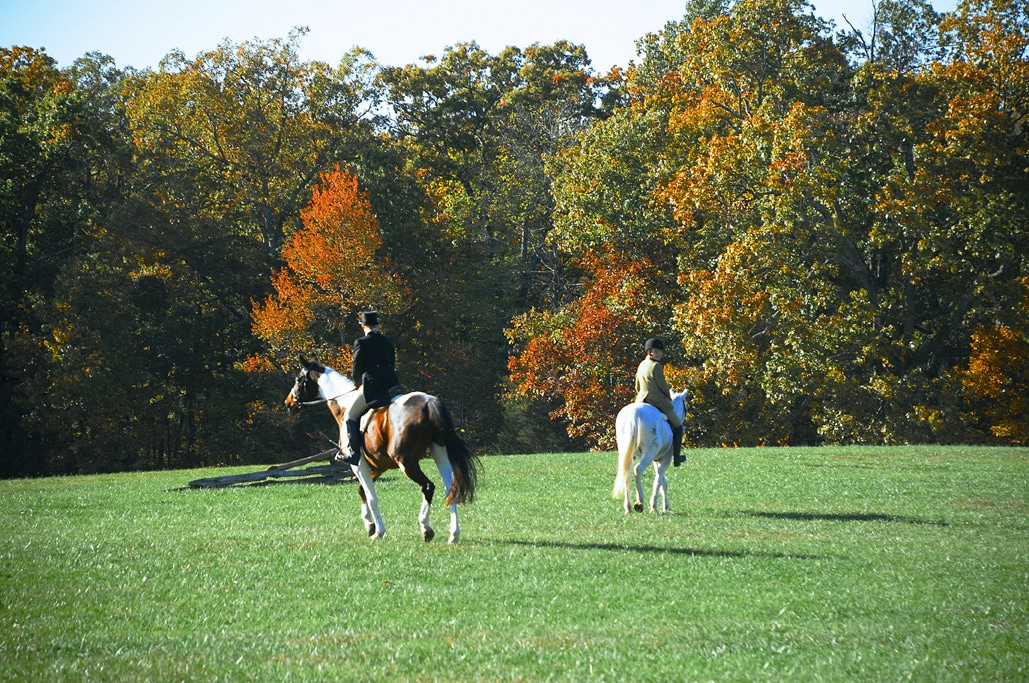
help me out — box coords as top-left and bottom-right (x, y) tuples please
(497, 538), (825, 560)
(174, 464), (358, 490)
(743, 510), (949, 526)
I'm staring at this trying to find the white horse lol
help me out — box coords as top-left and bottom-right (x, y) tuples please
(612, 390), (687, 514)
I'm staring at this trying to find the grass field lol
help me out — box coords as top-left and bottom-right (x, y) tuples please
(1, 446), (1027, 681)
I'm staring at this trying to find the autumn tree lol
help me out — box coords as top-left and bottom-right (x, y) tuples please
(123, 29), (379, 256)
(941, 0), (1029, 443)
(507, 71), (685, 448)
(378, 41), (616, 448)
(506, 0), (835, 448)
(507, 253), (675, 449)
(100, 33), (384, 469)
(0, 48), (133, 475)
(113, 33), (383, 458)
(251, 166), (405, 367)
(510, 0), (1029, 447)
(5, 33), (387, 475)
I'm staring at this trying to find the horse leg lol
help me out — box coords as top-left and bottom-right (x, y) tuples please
(357, 485), (376, 536)
(633, 457), (650, 513)
(351, 460), (385, 539)
(339, 421), (378, 536)
(431, 444), (460, 543)
(399, 459), (437, 543)
(652, 455), (671, 513)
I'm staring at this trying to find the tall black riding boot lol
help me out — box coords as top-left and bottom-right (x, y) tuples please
(340, 419), (362, 466)
(672, 425), (685, 467)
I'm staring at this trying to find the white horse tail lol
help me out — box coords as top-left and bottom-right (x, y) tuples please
(612, 407), (636, 499)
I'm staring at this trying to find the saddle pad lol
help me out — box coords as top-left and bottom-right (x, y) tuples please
(358, 392), (409, 431)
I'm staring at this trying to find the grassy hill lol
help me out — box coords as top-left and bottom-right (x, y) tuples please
(2, 446), (1027, 680)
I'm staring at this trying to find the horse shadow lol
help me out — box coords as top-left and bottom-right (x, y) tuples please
(491, 509), (947, 559)
(495, 538), (825, 561)
(741, 510), (949, 527)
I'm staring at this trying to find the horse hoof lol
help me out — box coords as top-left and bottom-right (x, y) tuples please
(633, 502), (644, 513)
(423, 528), (435, 542)
(367, 526), (377, 537)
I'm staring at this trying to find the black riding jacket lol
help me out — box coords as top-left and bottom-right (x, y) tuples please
(351, 330), (401, 408)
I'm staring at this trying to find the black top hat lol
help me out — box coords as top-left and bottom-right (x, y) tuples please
(360, 310), (379, 327)
(645, 337), (664, 351)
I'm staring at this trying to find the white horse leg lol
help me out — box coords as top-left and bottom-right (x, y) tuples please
(418, 493), (433, 541)
(614, 405), (645, 515)
(351, 460), (385, 539)
(615, 450), (633, 514)
(431, 444), (460, 543)
(633, 454), (654, 513)
(652, 456), (671, 513)
(360, 500), (376, 535)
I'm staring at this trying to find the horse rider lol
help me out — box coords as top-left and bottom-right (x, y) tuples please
(635, 337), (685, 467)
(339, 310), (403, 465)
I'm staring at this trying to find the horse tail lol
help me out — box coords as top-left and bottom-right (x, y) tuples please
(613, 407), (636, 499)
(428, 396), (479, 505)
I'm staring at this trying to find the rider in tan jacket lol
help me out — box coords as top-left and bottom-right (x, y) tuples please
(635, 337), (685, 466)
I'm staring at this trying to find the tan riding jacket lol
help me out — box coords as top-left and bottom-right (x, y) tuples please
(635, 357), (683, 428)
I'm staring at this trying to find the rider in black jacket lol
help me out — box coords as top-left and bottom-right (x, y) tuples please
(339, 310), (402, 465)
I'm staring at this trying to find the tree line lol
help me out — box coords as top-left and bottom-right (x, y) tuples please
(2, 0), (1026, 477)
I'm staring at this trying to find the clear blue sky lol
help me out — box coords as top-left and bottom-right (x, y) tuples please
(2, 0), (957, 73)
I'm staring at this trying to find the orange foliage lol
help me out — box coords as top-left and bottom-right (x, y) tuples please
(251, 167), (405, 365)
(508, 251), (671, 448)
(962, 324), (1029, 445)
(676, 242), (766, 387)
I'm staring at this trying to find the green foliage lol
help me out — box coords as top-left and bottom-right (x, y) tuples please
(0, 48), (134, 476)
(512, 0), (1029, 447)
(122, 29), (378, 256)
(374, 41), (618, 448)
(1, 447), (1026, 679)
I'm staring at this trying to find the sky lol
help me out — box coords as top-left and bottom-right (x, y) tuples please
(2, 0), (958, 73)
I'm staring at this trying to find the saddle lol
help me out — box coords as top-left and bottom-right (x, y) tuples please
(345, 388), (409, 467)
(358, 385), (408, 432)
(635, 399), (669, 421)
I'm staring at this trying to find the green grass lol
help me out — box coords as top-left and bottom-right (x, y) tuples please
(1, 446), (1027, 681)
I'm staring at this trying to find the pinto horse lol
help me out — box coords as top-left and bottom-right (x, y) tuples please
(285, 360), (479, 543)
(612, 390), (687, 514)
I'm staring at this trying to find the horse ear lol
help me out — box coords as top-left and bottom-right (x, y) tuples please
(299, 356), (311, 369)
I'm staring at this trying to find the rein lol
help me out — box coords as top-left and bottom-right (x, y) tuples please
(294, 386), (358, 407)
(297, 391), (354, 407)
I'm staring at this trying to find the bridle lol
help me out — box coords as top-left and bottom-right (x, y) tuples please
(289, 372), (324, 407)
(289, 371), (355, 408)
(282, 373), (346, 453)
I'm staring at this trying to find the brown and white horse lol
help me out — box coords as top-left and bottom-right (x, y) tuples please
(285, 360), (479, 543)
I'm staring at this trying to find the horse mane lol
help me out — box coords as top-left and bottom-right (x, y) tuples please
(319, 365), (356, 397)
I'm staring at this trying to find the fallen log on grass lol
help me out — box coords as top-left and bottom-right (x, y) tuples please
(186, 448), (356, 489)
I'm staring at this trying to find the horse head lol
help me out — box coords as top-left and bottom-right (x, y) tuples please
(672, 388), (688, 423)
(284, 357), (325, 411)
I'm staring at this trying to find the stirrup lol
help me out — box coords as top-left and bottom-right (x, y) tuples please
(334, 446), (360, 466)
